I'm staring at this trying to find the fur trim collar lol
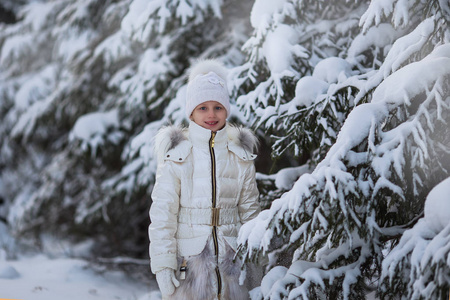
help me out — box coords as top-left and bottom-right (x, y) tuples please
(226, 125), (259, 154)
(154, 125), (188, 164)
(154, 124), (258, 164)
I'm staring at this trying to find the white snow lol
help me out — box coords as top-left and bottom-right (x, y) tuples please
(115, 43), (176, 110)
(238, 209), (273, 256)
(274, 165), (312, 190)
(70, 110), (119, 141)
(312, 57), (354, 84)
(262, 24), (308, 75)
(260, 265), (287, 296)
(0, 264), (20, 280)
(138, 49), (173, 83)
(0, 253), (160, 300)
(371, 48), (450, 107)
(14, 65), (57, 110)
(238, 12), (450, 298)
(55, 30), (96, 63)
(355, 17), (436, 104)
(380, 178), (450, 299)
(347, 23), (399, 64)
(10, 95), (55, 140)
(69, 109), (121, 154)
(1, 0), (449, 299)
(360, 0), (414, 31)
(283, 76), (329, 110)
(121, 0), (223, 42)
(121, 0), (155, 38)
(0, 230), (159, 300)
(249, 0), (288, 29)
(6, 185), (36, 229)
(21, 1), (58, 31)
(94, 31), (133, 65)
(0, 33), (36, 66)
(424, 177), (450, 232)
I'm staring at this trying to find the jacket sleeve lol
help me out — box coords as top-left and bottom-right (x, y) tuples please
(149, 160), (180, 274)
(238, 162), (260, 224)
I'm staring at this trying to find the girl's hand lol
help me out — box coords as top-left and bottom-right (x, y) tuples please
(156, 268), (180, 296)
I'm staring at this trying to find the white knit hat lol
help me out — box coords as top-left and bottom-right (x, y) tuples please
(185, 59), (230, 119)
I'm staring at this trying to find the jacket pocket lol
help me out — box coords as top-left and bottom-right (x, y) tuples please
(223, 236), (238, 252)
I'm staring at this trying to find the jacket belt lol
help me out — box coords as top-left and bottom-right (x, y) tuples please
(178, 207), (240, 226)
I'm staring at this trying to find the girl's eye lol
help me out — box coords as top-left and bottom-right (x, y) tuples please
(199, 107), (207, 110)
(215, 106), (222, 110)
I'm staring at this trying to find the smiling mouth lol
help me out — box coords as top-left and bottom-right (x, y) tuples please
(205, 121), (218, 126)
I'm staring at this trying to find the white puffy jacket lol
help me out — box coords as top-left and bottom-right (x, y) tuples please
(149, 121), (260, 276)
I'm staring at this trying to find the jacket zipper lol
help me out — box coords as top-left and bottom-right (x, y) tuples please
(209, 131), (222, 300)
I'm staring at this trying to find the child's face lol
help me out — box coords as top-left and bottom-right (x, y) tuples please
(190, 101), (227, 132)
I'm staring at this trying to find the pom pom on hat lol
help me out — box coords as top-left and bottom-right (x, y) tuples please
(186, 59), (230, 119)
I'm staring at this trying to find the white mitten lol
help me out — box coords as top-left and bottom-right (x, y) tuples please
(156, 268), (180, 297)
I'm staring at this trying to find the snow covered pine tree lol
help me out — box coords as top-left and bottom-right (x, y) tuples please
(0, 0), (252, 258)
(1, 0), (449, 298)
(234, 0), (450, 299)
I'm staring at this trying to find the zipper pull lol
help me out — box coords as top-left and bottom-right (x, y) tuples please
(210, 132), (216, 148)
(180, 259), (187, 280)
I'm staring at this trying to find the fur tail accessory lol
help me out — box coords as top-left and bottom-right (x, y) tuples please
(169, 244), (249, 300)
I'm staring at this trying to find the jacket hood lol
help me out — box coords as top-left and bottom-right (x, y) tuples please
(154, 123), (258, 164)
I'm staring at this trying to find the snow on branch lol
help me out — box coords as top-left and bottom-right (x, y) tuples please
(238, 44), (450, 299)
(355, 17), (438, 104)
(114, 45), (177, 110)
(360, 0), (415, 32)
(10, 65), (59, 141)
(232, 1), (369, 165)
(69, 109), (123, 157)
(380, 177), (450, 299)
(121, 0), (224, 44)
(231, 0), (312, 128)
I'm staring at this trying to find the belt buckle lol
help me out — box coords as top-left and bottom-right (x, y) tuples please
(211, 207), (220, 226)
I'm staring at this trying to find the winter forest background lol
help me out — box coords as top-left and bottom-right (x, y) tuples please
(0, 0), (449, 299)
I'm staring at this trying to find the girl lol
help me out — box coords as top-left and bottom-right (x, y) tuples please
(149, 59), (260, 300)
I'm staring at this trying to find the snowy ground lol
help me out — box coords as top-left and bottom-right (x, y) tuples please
(0, 229), (383, 300)
(0, 253), (162, 300)
(0, 231), (162, 300)
(0, 254), (163, 300)
(0, 253), (380, 300)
